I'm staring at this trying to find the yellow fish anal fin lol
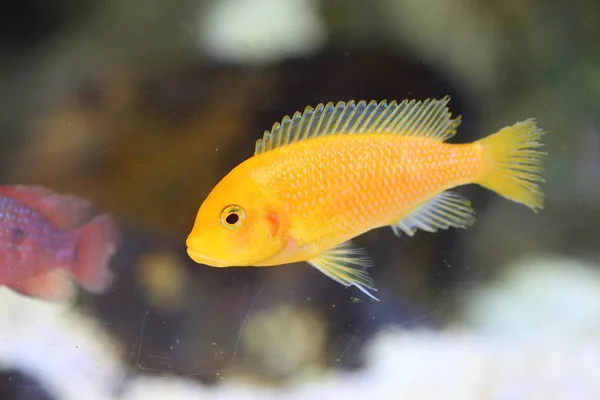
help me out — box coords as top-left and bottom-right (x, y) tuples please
(254, 96), (461, 155)
(307, 241), (379, 301)
(391, 191), (476, 237)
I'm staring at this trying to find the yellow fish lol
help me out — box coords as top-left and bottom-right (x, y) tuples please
(186, 96), (546, 300)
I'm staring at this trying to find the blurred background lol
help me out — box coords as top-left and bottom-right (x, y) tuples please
(0, 0), (599, 399)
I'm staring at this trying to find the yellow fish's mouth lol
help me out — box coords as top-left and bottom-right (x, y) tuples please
(186, 246), (229, 267)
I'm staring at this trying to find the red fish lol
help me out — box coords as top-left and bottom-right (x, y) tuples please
(0, 185), (121, 301)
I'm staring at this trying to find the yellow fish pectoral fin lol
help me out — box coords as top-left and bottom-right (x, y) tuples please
(391, 191), (476, 237)
(307, 242), (379, 301)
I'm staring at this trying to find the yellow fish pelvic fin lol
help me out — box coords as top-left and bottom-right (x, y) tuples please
(391, 191), (477, 237)
(307, 241), (379, 301)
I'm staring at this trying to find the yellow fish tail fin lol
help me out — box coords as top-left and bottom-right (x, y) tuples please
(475, 119), (547, 213)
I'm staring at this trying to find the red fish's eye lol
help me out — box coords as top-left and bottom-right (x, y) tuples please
(11, 228), (25, 243)
(220, 205), (246, 229)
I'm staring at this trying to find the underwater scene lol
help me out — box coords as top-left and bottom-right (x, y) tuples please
(0, 0), (599, 399)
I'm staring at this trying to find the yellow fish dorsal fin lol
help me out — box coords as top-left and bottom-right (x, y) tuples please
(254, 96), (461, 155)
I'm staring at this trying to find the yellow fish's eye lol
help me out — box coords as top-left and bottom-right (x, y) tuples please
(220, 205), (245, 229)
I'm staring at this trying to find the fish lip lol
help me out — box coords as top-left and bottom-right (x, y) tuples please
(186, 246), (228, 267)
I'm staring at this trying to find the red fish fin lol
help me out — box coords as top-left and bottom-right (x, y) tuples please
(0, 185), (95, 229)
(6, 269), (76, 302)
(72, 213), (121, 294)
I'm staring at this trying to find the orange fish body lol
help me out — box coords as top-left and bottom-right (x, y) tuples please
(187, 97), (546, 300)
(246, 135), (480, 266)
